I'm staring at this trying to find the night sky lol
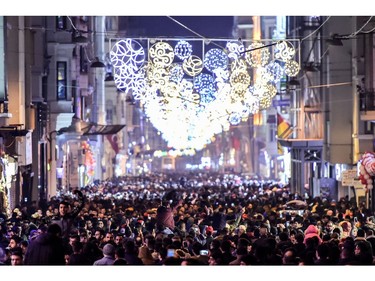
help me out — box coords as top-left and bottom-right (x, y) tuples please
(120, 16), (235, 39)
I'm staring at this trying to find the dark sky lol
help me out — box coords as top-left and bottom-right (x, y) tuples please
(120, 16), (235, 39)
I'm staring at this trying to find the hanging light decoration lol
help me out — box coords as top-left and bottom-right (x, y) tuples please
(109, 38), (300, 151)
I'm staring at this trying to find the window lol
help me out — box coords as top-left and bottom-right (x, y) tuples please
(56, 16), (67, 30)
(57, 62), (67, 100)
(80, 46), (88, 73)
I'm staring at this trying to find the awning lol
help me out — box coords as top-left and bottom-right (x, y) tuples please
(0, 126), (30, 137)
(81, 123), (126, 136)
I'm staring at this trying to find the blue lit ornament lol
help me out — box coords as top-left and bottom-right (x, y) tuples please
(204, 48), (229, 72)
(174, 40), (193, 60)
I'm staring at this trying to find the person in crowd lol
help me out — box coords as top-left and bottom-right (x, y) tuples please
(123, 240), (144, 265)
(51, 190), (84, 242)
(113, 246), (127, 265)
(24, 223), (65, 265)
(9, 247), (23, 266)
(3, 172), (375, 266)
(68, 240), (91, 265)
(8, 235), (22, 251)
(156, 198), (182, 234)
(93, 243), (115, 265)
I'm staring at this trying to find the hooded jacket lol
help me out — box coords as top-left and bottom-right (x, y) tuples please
(303, 224), (322, 245)
(24, 228), (65, 265)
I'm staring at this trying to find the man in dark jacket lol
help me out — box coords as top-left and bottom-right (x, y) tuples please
(210, 207), (227, 232)
(51, 190), (85, 241)
(24, 223), (65, 265)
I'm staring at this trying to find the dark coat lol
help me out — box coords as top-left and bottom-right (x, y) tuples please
(124, 253), (144, 265)
(24, 232), (65, 265)
(210, 212), (227, 231)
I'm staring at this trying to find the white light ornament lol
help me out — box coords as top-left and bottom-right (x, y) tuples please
(284, 60), (300, 77)
(148, 42), (175, 68)
(108, 37), (301, 151)
(182, 55), (204, 77)
(113, 66), (145, 98)
(110, 39), (146, 95)
(274, 40), (296, 62)
(245, 42), (270, 67)
(110, 39), (145, 70)
(226, 41), (245, 61)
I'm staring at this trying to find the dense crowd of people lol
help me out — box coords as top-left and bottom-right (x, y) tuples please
(1, 172), (375, 266)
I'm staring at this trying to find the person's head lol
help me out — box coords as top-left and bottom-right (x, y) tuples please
(355, 240), (371, 256)
(20, 240), (28, 254)
(356, 228), (365, 238)
(47, 223), (62, 237)
(325, 221), (334, 232)
(86, 220), (93, 229)
(102, 243), (115, 257)
(114, 234), (123, 246)
(79, 231), (89, 243)
(10, 248), (23, 266)
(59, 201), (70, 217)
(259, 224), (268, 236)
(115, 246), (126, 260)
(69, 234), (80, 247)
(282, 248), (297, 265)
(8, 235), (22, 249)
(103, 231), (114, 243)
(238, 225), (246, 236)
(341, 221), (352, 233)
(97, 220), (105, 229)
(94, 229), (105, 241)
(72, 241), (83, 254)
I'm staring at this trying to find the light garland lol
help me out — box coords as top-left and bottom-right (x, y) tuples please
(109, 38), (300, 151)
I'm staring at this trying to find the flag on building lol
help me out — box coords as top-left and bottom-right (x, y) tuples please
(106, 134), (119, 154)
(277, 113), (293, 154)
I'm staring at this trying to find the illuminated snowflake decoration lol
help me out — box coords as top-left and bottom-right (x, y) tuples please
(204, 48), (229, 72)
(174, 40), (193, 60)
(109, 38), (300, 151)
(110, 39), (145, 70)
(113, 66), (145, 95)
